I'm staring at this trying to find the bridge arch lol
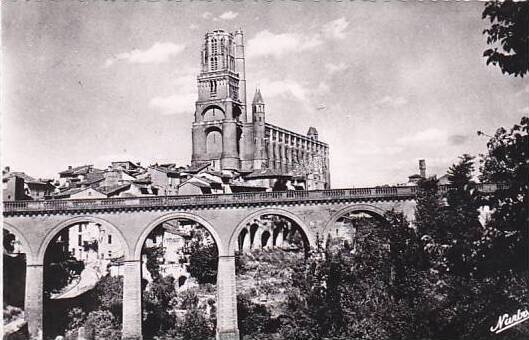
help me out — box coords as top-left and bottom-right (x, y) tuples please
(229, 207), (315, 255)
(323, 203), (388, 240)
(36, 216), (131, 264)
(3, 221), (33, 263)
(134, 212), (225, 259)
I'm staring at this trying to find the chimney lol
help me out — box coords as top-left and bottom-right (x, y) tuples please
(419, 159), (426, 178)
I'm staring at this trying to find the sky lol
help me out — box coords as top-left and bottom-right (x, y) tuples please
(2, 1), (528, 188)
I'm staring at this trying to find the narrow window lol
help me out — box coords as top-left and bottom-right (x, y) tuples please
(78, 234), (82, 246)
(108, 234), (112, 244)
(212, 38), (217, 55)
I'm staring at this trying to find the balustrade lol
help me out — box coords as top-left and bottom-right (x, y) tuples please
(3, 184), (503, 214)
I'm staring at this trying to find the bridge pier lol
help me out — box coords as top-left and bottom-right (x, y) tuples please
(25, 264), (43, 340)
(216, 255), (239, 340)
(122, 260), (143, 340)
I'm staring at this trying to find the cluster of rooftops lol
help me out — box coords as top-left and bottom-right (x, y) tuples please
(2, 160), (310, 201)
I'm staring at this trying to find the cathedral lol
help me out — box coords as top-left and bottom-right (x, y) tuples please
(191, 29), (330, 190)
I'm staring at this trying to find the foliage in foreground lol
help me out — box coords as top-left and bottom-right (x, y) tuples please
(482, 0), (529, 77)
(237, 117), (529, 340)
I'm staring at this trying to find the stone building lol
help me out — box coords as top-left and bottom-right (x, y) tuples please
(191, 29), (331, 190)
(2, 167), (55, 201)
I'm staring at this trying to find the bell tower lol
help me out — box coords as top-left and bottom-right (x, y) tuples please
(191, 30), (247, 171)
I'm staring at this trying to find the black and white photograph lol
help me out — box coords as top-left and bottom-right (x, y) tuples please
(2, 1), (528, 339)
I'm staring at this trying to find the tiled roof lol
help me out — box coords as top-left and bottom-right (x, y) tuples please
(53, 187), (87, 198)
(149, 164), (184, 175)
(96, 183), (131, 196)
(180, 179), (210, 188)
(184, 162), (210, 174)
(244, 168), (292, 179)
(111, 161), (140, 169)
(4, 172), (51, 185)
(84, 172), (105, 185)
(133, 176), (152, 184)
(59, 165), (92, 176)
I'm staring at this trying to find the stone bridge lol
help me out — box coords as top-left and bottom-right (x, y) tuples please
(2, 184), (501, 340)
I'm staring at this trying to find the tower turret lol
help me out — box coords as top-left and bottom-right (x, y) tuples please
(252, 89), (266, 168)
(307, 127), (318, 141)
(252, 89), (265, 120)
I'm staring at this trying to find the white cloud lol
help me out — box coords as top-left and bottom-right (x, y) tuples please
(105, 42), (185, 67)
(247, 30), (322, 58)
(376, 96), (408, 108)
(149, 68), (197, 115)
(322, 17), (349, 40)
(201, 11), (238, 21)
(316, 82), (331, 93)
(518, 106), (529, 114)
(247, 18), (347, 59)
(149, 93), (196, 116)
(325, 62), (348, 74)
(515, 83), (529, 96)
(396, 128), (448, 146)
(219, 11), (239, 20)
(189, 24), (199, 30)
(256, 78), (308, 101)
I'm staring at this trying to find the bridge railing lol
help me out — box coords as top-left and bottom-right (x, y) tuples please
(2, 184), (505, 213)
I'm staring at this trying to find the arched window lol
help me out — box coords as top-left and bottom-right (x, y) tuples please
(213, 57), (218, 70)
(211, 38), (217, 55)
(206, 129), (222, 159)
(209, 80), (217, 95)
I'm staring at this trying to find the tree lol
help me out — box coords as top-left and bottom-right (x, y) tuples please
(3, 230), (26, 308)
(142, 276), (178, 337)
(278, 215), (430, 340)
(92, 275), (123, 323)
(188, 241), (218, 285)
(44, 239), (84, 295)
(143, 245), (165, 282)
(411, 149), (529, 339)
(443, 154), (483, 277)
(84, 310), (121, 340)
(482, 0), (529, 77)
(237, 294), (274, 337)
(3, 229), (16, 253)
(479, 116), (528, 273)
(177, 307), (215, 340)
